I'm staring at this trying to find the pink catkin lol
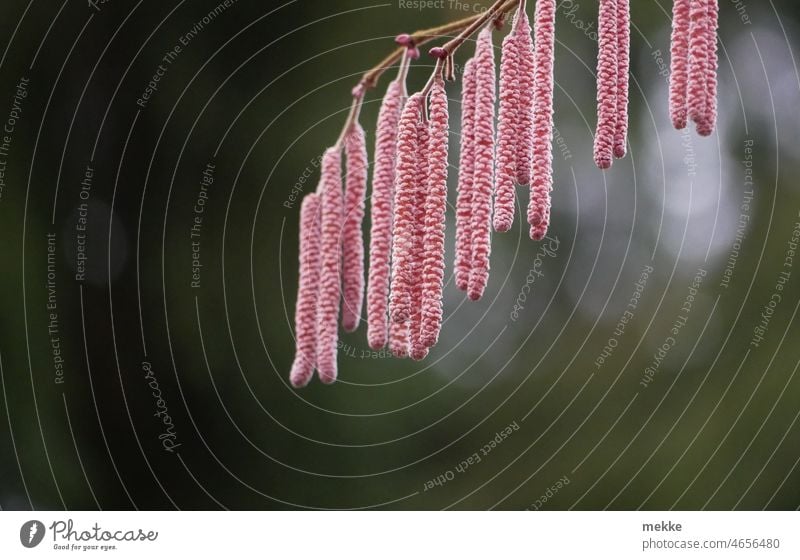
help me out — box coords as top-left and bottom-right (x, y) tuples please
(455, 59), (477, 292)
(315, 148), (344, 384)
(469, 26), (497, 301)
(696, 0), (718, 137)
(528, 0), (556, 241)
(367, 80), (405, 349)
(420, 76), (449, 349)
(341, 122), (368, 333)
(613, 0), (630, 159)
(686, 0), (710, 128)
(669, 0), (692, 130)
(593, 0), (618, 170)
(289, 193), (321, 388)
(493, 23), (520, 234)
(389, 93), (424, 358)
(409, 117), (430, 361)
(514, 5), (536, 187)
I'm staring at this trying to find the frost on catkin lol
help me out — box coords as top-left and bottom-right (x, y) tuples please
(367, 80), (405, 350)
(389, 93), (424, 358)
(289, 193), (321, 388)
(455, 59), (477, 292)
(420, 76), (449, 350)
(315, 148), (344, 384)
(342, 122), (368, 333)
(469, 26), (497, 301)
(528, 0), (556, 241)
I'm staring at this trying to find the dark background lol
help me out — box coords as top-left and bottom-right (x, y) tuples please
(0, 0), (799, 510)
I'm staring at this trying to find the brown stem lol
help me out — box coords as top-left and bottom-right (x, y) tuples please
(359, 0), (518, 90)
(333, 0), (519, 150)
(334, 90), (365, 150)
(439, 0), (512, 56)
(421, 57), (445, 98)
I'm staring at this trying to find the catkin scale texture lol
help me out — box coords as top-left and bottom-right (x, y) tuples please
(455, 60), (477, 292)
(341, 123), (368, 333)
(366, 80), (405, 350)
(669, 0), (691, 130)
(420, 76), (449, 349)
(468, 26), (497, 301)
(389, 93), (424, 358)
(593, 0), (618, 170)
(493, 25), (520, 234)
(514, 7), (536, 187)
(315, 148), (344, 384)
(289, 193), (321, 388)
(613, 0), (630, 159)
(528, 0), (556, 241)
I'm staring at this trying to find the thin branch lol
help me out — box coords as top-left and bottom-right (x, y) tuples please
(360, 0), (519, 90)
(439, 0), (511, 57)
(333, 0), (519, 151)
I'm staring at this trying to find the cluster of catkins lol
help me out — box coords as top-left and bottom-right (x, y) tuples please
(669, 0), (719, 136)
(289, 0), (718, 387)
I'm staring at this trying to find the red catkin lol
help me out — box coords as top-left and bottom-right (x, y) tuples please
(594, 0), (618, 170)
(469, 26), (497, 301)
(528, 0), (556, 241)
(315, 148), (344, 384)
(420, 75), (449, 349)
(696, 0), (718, 137)
(455, 59), (477, 291)
(367, 80), (405, 349)
(493, 22), (520, 233)
(669, 0), (691, 130)
(341, 122), (368, 333)
(409, 116), (430, 361)
(289, 193), (321, 388)
(389, 93), (424, 358)
(687, 0), (711, 130)
(613, 0), (630, 159)
(514, 4), (536, 186)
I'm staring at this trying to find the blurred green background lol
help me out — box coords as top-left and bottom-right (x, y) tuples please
(0, 0), (799, 510)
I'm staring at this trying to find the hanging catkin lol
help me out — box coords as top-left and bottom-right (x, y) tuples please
(594, 0), (618, 170)
(613, 0), (630, 159)
(289, 193), (321, 388)
(670, 0), (718, 136)
(315, 148), (344, 384)
(389, 93), (424, 358)
(341, 122), (368, 333)
(409, 115), (430, 361)
(493, 22), (520, 234)
(514, 3), (536, 187)
(455, 59), (477, 292)
(468, 26), (497, 301)
(528, 0), (556, 241)
(687, 0), (711, 130)
(669, 0), (691, 130)
(420, 75), (449, 349)
(367, 79), (405, 349)
(696, 0), (718, 137)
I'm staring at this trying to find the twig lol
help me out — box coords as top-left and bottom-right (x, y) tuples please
(360, 0), (519, 89)
(335, 0), (520, 149)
